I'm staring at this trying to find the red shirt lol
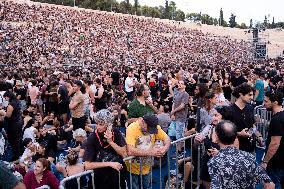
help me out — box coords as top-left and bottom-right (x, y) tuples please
(24, 170), (59, 189)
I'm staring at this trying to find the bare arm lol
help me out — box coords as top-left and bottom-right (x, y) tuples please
(40, 117), (49, 126)
(109, 141), (127, 158)
(105, 129), (127, 157)
(69, 96), (79, 110)
(263, 136), (282, 163)
(171, 103), (185, 114)
(89, 90), (95, 104)
(254, 90), (259, 101)
(6, 105), (13, 118)
(13, 183), (26, 189)
(263, 182), (275, 189)
(95, 88), (104, 99)
(85, 161), (122, 171)
(127, 144), (153, 157)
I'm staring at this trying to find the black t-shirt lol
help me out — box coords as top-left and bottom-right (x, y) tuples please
(231, 75), (247, 88)
(223, 103), (255, 152)
(58, 85), (69, 103)
(47, 85), (58, 103)
(32, 150), (55, 162)
(37, 133), (57, 155)
(14, 87), (27, 100)
(7, 100), (22, 126)
(83, 128), (126, 163)
(271, 75), (283, 85)
(185, 82), (196, 96)
(111, 72), (120, 86)
(266, 111), (284, 169)
(83, 128), (126, 189)
(160, 86), (170, 100)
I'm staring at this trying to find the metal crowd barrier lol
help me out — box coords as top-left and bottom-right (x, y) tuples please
(254, 105), (272, 143)
(125, 134), (201, 189)
(36, 186), (50, 189)
(59, 170), (95, 189)
(59, 134), (201, 189)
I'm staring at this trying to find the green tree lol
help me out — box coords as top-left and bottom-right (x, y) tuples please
(271, 17), (275, 28)
(236, 23), (247, 29)
(134, 0), (139, 14)
(186, 13), (201, 21)
(229, 13), (237, 28)
(119, 1), (130, 13)
(264, 15), (268, 28)
(276, 22), (284, 28)
(125, 0), (130, 13)
(169, 1), (177, 20)
(213, 18), (219, 25)
(175, 9), (185, 21)
(219, 8), (224, 26)
(164, 0), (170, 19)
(201, 14), (214, 25)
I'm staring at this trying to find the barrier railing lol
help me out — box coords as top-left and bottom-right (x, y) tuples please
(125, 134), (201, 189)
(254, 105), (272, 144)
(59, 170), (94, 189)
(36, 186), (50, 189)
(59, 134), (201, 189)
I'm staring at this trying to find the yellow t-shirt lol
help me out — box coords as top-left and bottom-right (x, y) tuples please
(125, 121), (168, 175)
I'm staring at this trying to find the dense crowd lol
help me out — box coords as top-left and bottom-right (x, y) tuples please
(0, 0), (284, 189)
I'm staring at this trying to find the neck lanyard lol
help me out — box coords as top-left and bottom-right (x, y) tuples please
(95, 129), (114, 148)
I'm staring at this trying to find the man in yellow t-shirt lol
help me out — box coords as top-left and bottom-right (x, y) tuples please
(126, 113), (171, 189)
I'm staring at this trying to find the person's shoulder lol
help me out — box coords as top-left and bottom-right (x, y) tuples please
(25, 170), (35, 177)
(238, 149), (255, 161)
(182, 91), (189, 97)
(127, 121), (140, 131)
(85, 132), (96, 143)
(129, 99), (138, 106)
(276, 110), (284, 117)
(45, 170), (57, 179)
(244, 103), (254, 111)
(271, 111), (284, 122)
(113, 127), (124, 136)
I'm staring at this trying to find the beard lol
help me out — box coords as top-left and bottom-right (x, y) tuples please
(266, 107), (273, 111)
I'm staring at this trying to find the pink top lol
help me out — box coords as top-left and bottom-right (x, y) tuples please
(29, 86), (39, 105)
(24, 170), (60, 189)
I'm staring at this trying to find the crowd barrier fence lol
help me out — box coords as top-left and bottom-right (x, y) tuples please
(59, 170), (94, 189)
(59, 134), (201, 189)
(254, 105), (272, 147)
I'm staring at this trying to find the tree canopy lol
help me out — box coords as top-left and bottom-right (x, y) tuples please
(32, 0), (284, 29)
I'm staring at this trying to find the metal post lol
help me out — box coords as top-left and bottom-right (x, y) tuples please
(129, 159), (133, 189)
(167, 150), (171, 189)
(175, 144), (178, 189)
(190, 137), (193, 189)
(140, 157), (143, 189)
(197, 144), (201, 188)
(159, 158), (162, 189)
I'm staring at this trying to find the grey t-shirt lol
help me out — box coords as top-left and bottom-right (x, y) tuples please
(157, 113), (172, 132)
(173, 90), (189, 122)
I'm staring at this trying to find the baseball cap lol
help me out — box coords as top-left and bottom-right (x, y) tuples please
(142, 113), (158, 134)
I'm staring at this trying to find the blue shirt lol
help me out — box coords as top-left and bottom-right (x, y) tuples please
(255, 79), (264, 102)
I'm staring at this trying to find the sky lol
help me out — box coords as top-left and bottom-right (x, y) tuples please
(119, 0), (284, 25)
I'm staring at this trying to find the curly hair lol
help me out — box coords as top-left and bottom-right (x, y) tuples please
(94, 109), (114, 127)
